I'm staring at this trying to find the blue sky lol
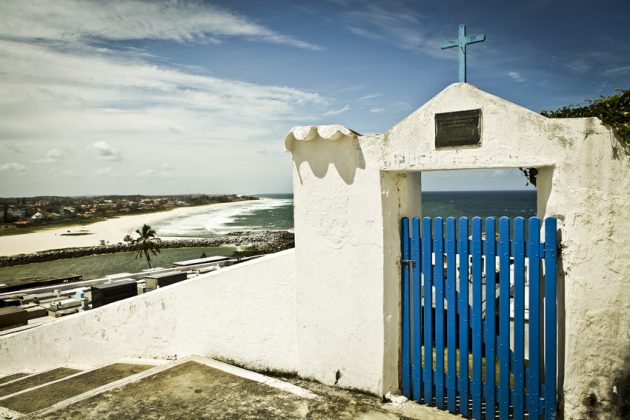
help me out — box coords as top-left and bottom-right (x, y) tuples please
(0, 0), (628, 196)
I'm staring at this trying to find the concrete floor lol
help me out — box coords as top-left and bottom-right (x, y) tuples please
(38, 360), (460, 420)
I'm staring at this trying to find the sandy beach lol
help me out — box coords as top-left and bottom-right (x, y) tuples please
(0, 200), (258, 257)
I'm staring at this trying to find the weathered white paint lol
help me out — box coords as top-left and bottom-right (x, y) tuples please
(284, 124), (360, 151)
(291, 126), (421, 394)
(289, 83), (630, 418)
(1, 83), (627, 418)
(0, 249), (297, 375)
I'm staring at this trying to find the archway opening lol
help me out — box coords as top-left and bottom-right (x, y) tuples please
(421, 168), (537, 220)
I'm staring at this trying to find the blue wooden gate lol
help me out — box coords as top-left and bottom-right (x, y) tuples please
(400, 216), (557, 419)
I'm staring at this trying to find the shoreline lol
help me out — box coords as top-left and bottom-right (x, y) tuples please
(0, 230), (295, 268)
(0, 200), (262, 257)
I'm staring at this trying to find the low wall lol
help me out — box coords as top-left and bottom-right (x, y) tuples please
(0, 249), (297, 375)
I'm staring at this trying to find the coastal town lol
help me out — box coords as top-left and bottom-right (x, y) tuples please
(0, 194), (258, 234)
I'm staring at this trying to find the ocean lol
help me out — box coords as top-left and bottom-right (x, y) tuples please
(152, 190), (536, 238)
(422, 190), (537, 219)
(0, 191), (536, 284)
(152, 194), (294, 237)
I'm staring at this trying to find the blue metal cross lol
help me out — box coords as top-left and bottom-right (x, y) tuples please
(441, 24), (485, 83)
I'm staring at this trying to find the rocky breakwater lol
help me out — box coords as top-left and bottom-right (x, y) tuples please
(0, 230), (295, 267)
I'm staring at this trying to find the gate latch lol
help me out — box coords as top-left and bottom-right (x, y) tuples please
(401, 259), (415, 267)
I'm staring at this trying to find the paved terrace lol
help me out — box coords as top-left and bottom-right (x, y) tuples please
(0, 357), (459, 419)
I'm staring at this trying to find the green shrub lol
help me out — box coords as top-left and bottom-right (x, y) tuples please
(541, 88), (629, 145)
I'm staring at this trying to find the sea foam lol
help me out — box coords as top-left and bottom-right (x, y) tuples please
(155, 198), (293, 237)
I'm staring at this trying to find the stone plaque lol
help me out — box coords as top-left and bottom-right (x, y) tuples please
(435, 109), (481, 148)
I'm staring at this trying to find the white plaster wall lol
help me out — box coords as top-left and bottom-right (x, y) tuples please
(383, 84), (630, 418)
(289, 83), (629, 417)
(380, 171), (421, 393)
(291, 133), (421, 395)
(0, 250), (297, 375)
(291, 136), (384, 394)
(3, 83), (625, 418)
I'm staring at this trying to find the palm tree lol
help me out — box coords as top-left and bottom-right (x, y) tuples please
(131, 224), (161, 268)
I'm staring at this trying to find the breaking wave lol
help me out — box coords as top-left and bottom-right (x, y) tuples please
(154, 196), (293, 237)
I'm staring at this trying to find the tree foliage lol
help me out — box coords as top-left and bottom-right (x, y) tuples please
(130, 224), (161, 268)
(522, 89), (629, 186)
(541, 88), (630, 145)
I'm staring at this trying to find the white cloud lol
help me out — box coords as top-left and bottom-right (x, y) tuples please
(138, 163), (175, 178)
(369, 107), (384, 113)
(35, 148), (64, 163)
(564, 58), (591, 74)
(335, 2), (498, 63)
(604, 65), (630, 76)
(137, 168), (156, 178)
(347, 26), (386, 42)
(0, 0), (321, 50)
(94, 166), (112, 176)
(0, 37), (325, 193)
(345, 6), (424, 50)
(93, 141), (123, 161)
(508, 71), (525, 82)
(554, 51), (618, 76)
(0, 0), (328, 195)
(323, 105), (351, 116)
(161, 163), (174, 176)
(338, 3), (449, 58)
(394, 101), (411, 109)
(0, 39), (325, 133)
(358, 93), (383, 101)
(59, 169), (76, 177)
(46, 148), (63, 159)
(93, 166), (123, 178)
(2, 144), (21, 153)
(0, 162), (27, 174)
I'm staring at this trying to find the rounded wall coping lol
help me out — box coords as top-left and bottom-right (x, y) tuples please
(284, 125), (361, 152)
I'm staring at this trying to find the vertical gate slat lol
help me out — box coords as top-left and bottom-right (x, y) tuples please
(498, 217), (511, 418)
(445, 218), (457, 413)
(513, 217), (526, 420)
(401, 218), (411, 397)
(422, 217), (434, 404)
(411, 217), (422, 402)
(544, 218), (557, 419)
(471, 217), (483, 419)
(484, 218), (497, 419)
(528, 217), (541, 419)
(403, 215), (558, 420)
(458, 218), (470, 417)
(434, 218), (445, 409)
